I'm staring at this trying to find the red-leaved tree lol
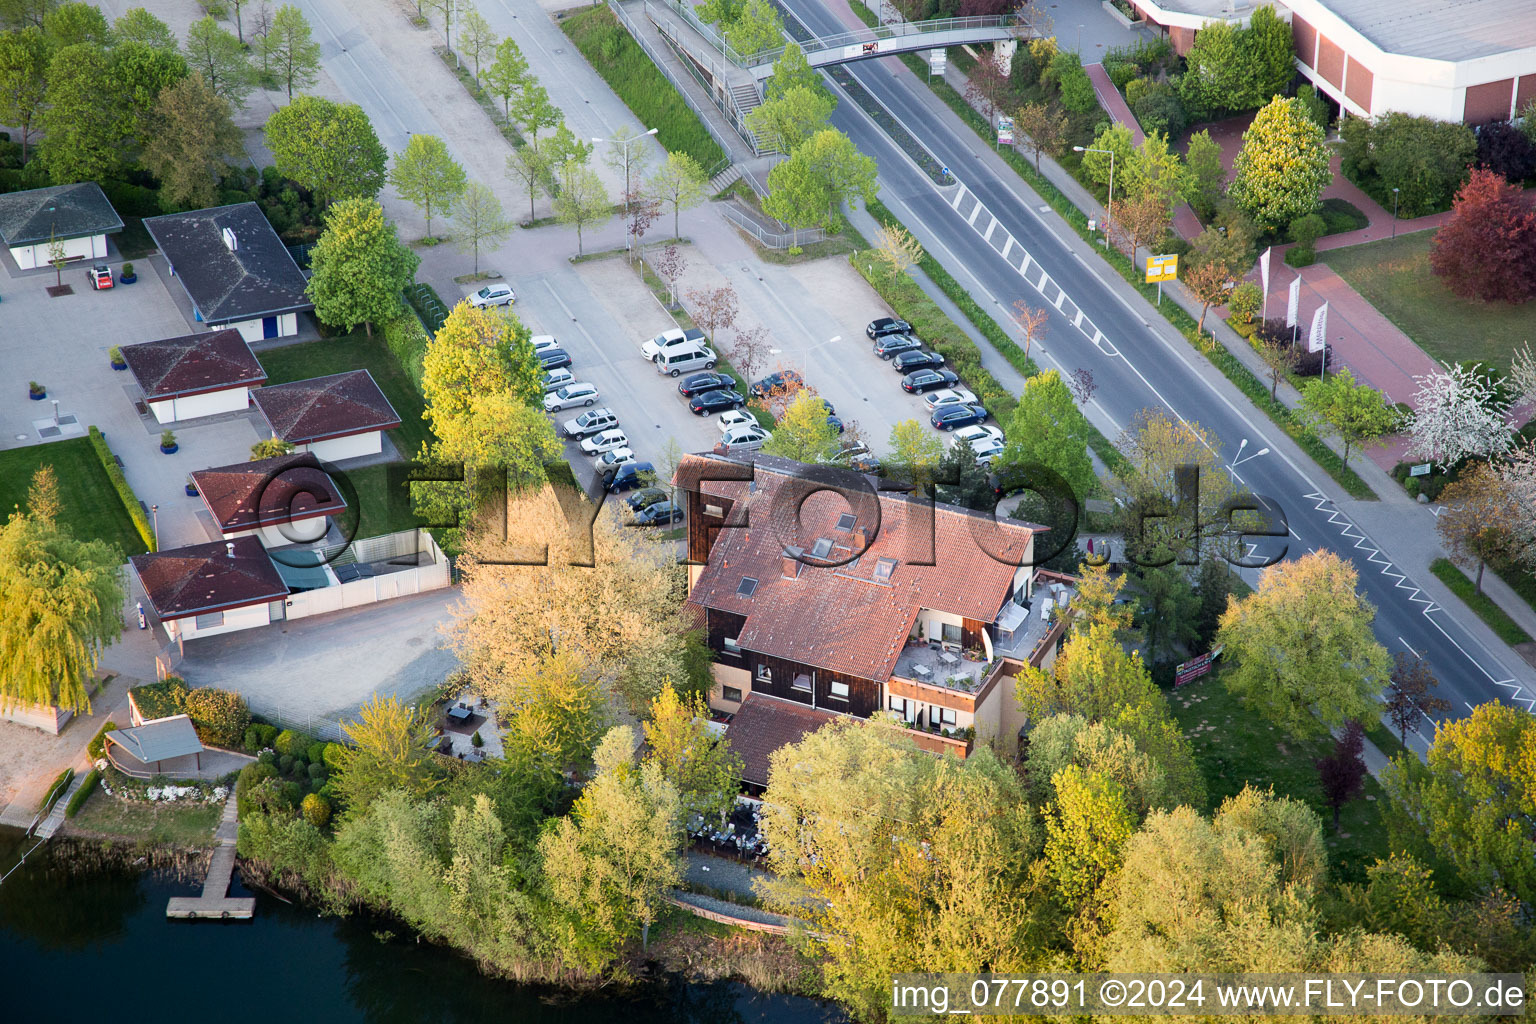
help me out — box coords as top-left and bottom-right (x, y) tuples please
(1315, 720), (1367, 830)
(1429, 168), (1536, 304)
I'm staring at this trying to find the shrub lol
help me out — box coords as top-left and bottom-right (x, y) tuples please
(184, 688), (250, 748)
(1052, 52), (1098, 115)
(279, 754), (295, 776)
(130, 679), (189, 722)
(87, 720), (119, 761)
(255, 723), (280, 748)
(236, 762), (279, 817)
(273, 729), (311, 756)
(305, 742), (327, 765)
(300, 793), (332, 828)
(1128, 80), (1188, 138)
(382, 312), (429, 392)
(258, 749), (277, 766)
(321, 742), (347, 770)
(307, 763), (328, 781)
(1284, 245), (1315, 268)
(1228, 281), (1262, 324)
(243, 726), (263, 751)
(1289, 213), (1326, 248)
(472, 729), (484, 748)
(1104, 59), (1138, 90)
(281, 781), (304, 807)
(88, 427), (155, 551)
(65, 770), (99, 818)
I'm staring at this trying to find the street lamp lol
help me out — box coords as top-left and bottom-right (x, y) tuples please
(1391, 187), (1400, 239)
(769, 335), (840, 376)
(1228, 438), (1270, 471)
(150, 504), (159, 550)
(593, 127), (659, 250)
(1073, 145), (1115, 232)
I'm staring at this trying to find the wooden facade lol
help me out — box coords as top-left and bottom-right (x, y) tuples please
(741, 652), (881, 719)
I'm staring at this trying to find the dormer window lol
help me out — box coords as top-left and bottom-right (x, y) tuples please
(836, 512), (856, 531)
(810, 537), (833, 559)
(874, 557), (897, 581)
(737, 576), (758, 597)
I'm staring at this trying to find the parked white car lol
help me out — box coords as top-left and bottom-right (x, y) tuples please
(923, 387), (979, 410)
(541, 367), (576, 393)
(595, 447), (639, 473)
(640, 327), (706, 361)
(717, 409), (756, 432)
(466, 282), (515, 308)
(950, 424), (1004, 449)
(971, 438), (1006, 465)
(529, 335), (559, 353)
(719, 424), (772, 452)
(561, 407), (618, 438)
(543, 382), (600, 412)
(579, 428), (629, 455)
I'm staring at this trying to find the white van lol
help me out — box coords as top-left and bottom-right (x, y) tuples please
(654, 343), (718, 377)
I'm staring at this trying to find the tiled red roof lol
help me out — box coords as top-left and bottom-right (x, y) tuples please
(121, 329), (266, 399)
(251, 370), (401, 444)
(131, 536), (289, 620)
(190, 453), (347, 532)
(680, 453), (1037, 681)
(725, 693), (841, 786)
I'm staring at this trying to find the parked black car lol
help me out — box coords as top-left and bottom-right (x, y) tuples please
(537, 348), (572, 370)
(689, 389), (747, 415)
(873, 334), (923, 359)
(901, 368), (961, 394)
(892, 349), (946, 373)
(604, 461), (656, 492)
(677, 371), (738, 397)
(625, 487), (669, 511)
(749, 369), (805, 398)
(866, 316), (912, 340)
(931, 404), (988, 430)
(632, 500), (684, 526)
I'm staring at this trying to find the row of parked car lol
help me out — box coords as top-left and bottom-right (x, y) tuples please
(867, 317), (993, 443)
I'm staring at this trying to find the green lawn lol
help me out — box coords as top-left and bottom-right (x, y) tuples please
(1322, 232), (1536, 371)
(68, 790), (221, 846)
(1170, 672), (1392, 883)
(1429, 557), (1534, 646)
(257, 333), (427, 539)
(0, 437), (147, 554)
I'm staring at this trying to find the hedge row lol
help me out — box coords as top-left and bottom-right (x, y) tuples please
(129, 679), (251, 748)
(87, 720), (119, 761)
(383, 308), (430, 394)
(40, 768), (74, 816)
(65, 769), (99, 818)
(87, 427), (155, 551)
(906, 61), (1376, 501)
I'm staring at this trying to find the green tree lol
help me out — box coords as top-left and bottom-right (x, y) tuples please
(510, 81), (560, 142)
(261, 4), (320, 102)
(1230, 96), (1331, 230)
(1133, 563), (1200, 665)
(1043, 764), (1137, 912)
(306, 197), (419, 337)
(1297, 368), (1400, 461)
(41, 1), (104, 47)
(0, 26), (49, 162)
(723, 0), (781, 56)
(887, 418), (944, 486)
(112, 8), (178, 51)
(761, 390), (840, 463)
(330, 694), (444, 816)
(389, 133), (467, 239)
(540, 726), (684, 961)
(452, 181), (514, 275)
(1129, 130), (1188, 210)
(0, 504), (123, 715)
(645, 151), (707, 240)
(39, 43), (121, 183)
(1080, 120), (1137, 196)
(1381, 702), (1536, 907)
(457, 6), (495, 81)
(1178, 19), (1241, 118)
(142, 72), (241, 210)
(1183, 128), (1226, 219)
(763, 127), (877, 230)
(1217, 549), (1390, 738)
(504, 143), (547, 224)
(998, 369), (1097, 505)
(744, 83), (833, 155)
(483, 36), (528, 117)
(1024, 713), (1197, 816)
(757, 719), (1040, 1020)
(552, 157), (609, 255)
(765, 40), (824, 100)
(500, 649), (608, 775)
(1348, 112), (1477, 217)
(108, 40), (188, 148)
(264, 96), (387, 207)
(183, 15), (252, 107)
(0, 0), (54, 30)
(643, 685), (743, 822)
(1244, 5), (1296, 108)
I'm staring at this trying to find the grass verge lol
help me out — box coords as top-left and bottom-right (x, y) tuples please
(1429, 558), (1534, 646)
(1322, 232), (1534, 372)
(68, 791), (222, 846)
(0, 434), (149, 554)
(901, 59), (1376, 500)
(562, 7), (727, 172)
(1171, 672), (1391, 883)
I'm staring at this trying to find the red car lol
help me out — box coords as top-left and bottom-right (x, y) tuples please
(87, 264), (114, 290)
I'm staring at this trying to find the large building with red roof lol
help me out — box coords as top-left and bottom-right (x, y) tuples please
(120, 329), (266, 424)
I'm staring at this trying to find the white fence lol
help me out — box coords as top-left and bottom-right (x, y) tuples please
(719, 201), (826, 249)
(283, 528), (452, 622)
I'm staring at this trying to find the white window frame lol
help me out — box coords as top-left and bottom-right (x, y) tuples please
(194, 610), (224, 629)
(756, 663), (772, 683)
(829, 680), (850, 700)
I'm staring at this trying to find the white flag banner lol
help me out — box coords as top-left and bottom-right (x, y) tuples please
(1286, 276), (1301, 328)
(1308, 301), (1329, 354)
(1259, 247), (1271, 296)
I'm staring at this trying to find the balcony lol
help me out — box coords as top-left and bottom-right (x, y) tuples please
(893, 642), (991, 693)
(991, 576), (1076, 666)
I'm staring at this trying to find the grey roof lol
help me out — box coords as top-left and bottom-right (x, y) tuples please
(0, 183), (123, 247)
(106, 715), (204, 764)
(143, 202), (312, 325)
(1300, 0), (1536, 62)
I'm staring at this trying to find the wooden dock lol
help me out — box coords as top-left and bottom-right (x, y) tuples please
(166, 793), (255, 920)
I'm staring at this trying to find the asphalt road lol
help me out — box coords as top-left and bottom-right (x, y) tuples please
(780, 0), (1531, 733)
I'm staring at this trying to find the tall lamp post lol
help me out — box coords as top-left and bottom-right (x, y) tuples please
(593, 127), (658, 251)
(150, 504), (159, 551)
(1073, 145), (1114, 237)
(770, 335), (841, 377)
(1391, 187), (1400, 239)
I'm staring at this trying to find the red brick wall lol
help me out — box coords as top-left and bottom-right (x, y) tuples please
(1519, 75), (1536, 113)
(1293, 15), (1317, 68)
(1170, 25), (1196, 56)
(1344, 57), (1374, 113)
(1317, 35), (1345, 88)
(1464, 78), (1514, 124)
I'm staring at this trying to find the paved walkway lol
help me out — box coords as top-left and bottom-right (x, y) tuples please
(167, 793), (254, 919)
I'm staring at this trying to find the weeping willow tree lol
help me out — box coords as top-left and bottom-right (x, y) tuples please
(0, 485), (125, 714)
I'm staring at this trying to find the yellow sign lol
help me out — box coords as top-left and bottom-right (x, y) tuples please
(1146, 254), (1179, 283)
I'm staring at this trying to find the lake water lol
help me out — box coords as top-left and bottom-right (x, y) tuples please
(0, 827), (845, 1024)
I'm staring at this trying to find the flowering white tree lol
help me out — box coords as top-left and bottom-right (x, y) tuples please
(1406, 365), (1512, 469)
(1500, 437), (1536, 556)
(1510, 343), (1536, 407)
